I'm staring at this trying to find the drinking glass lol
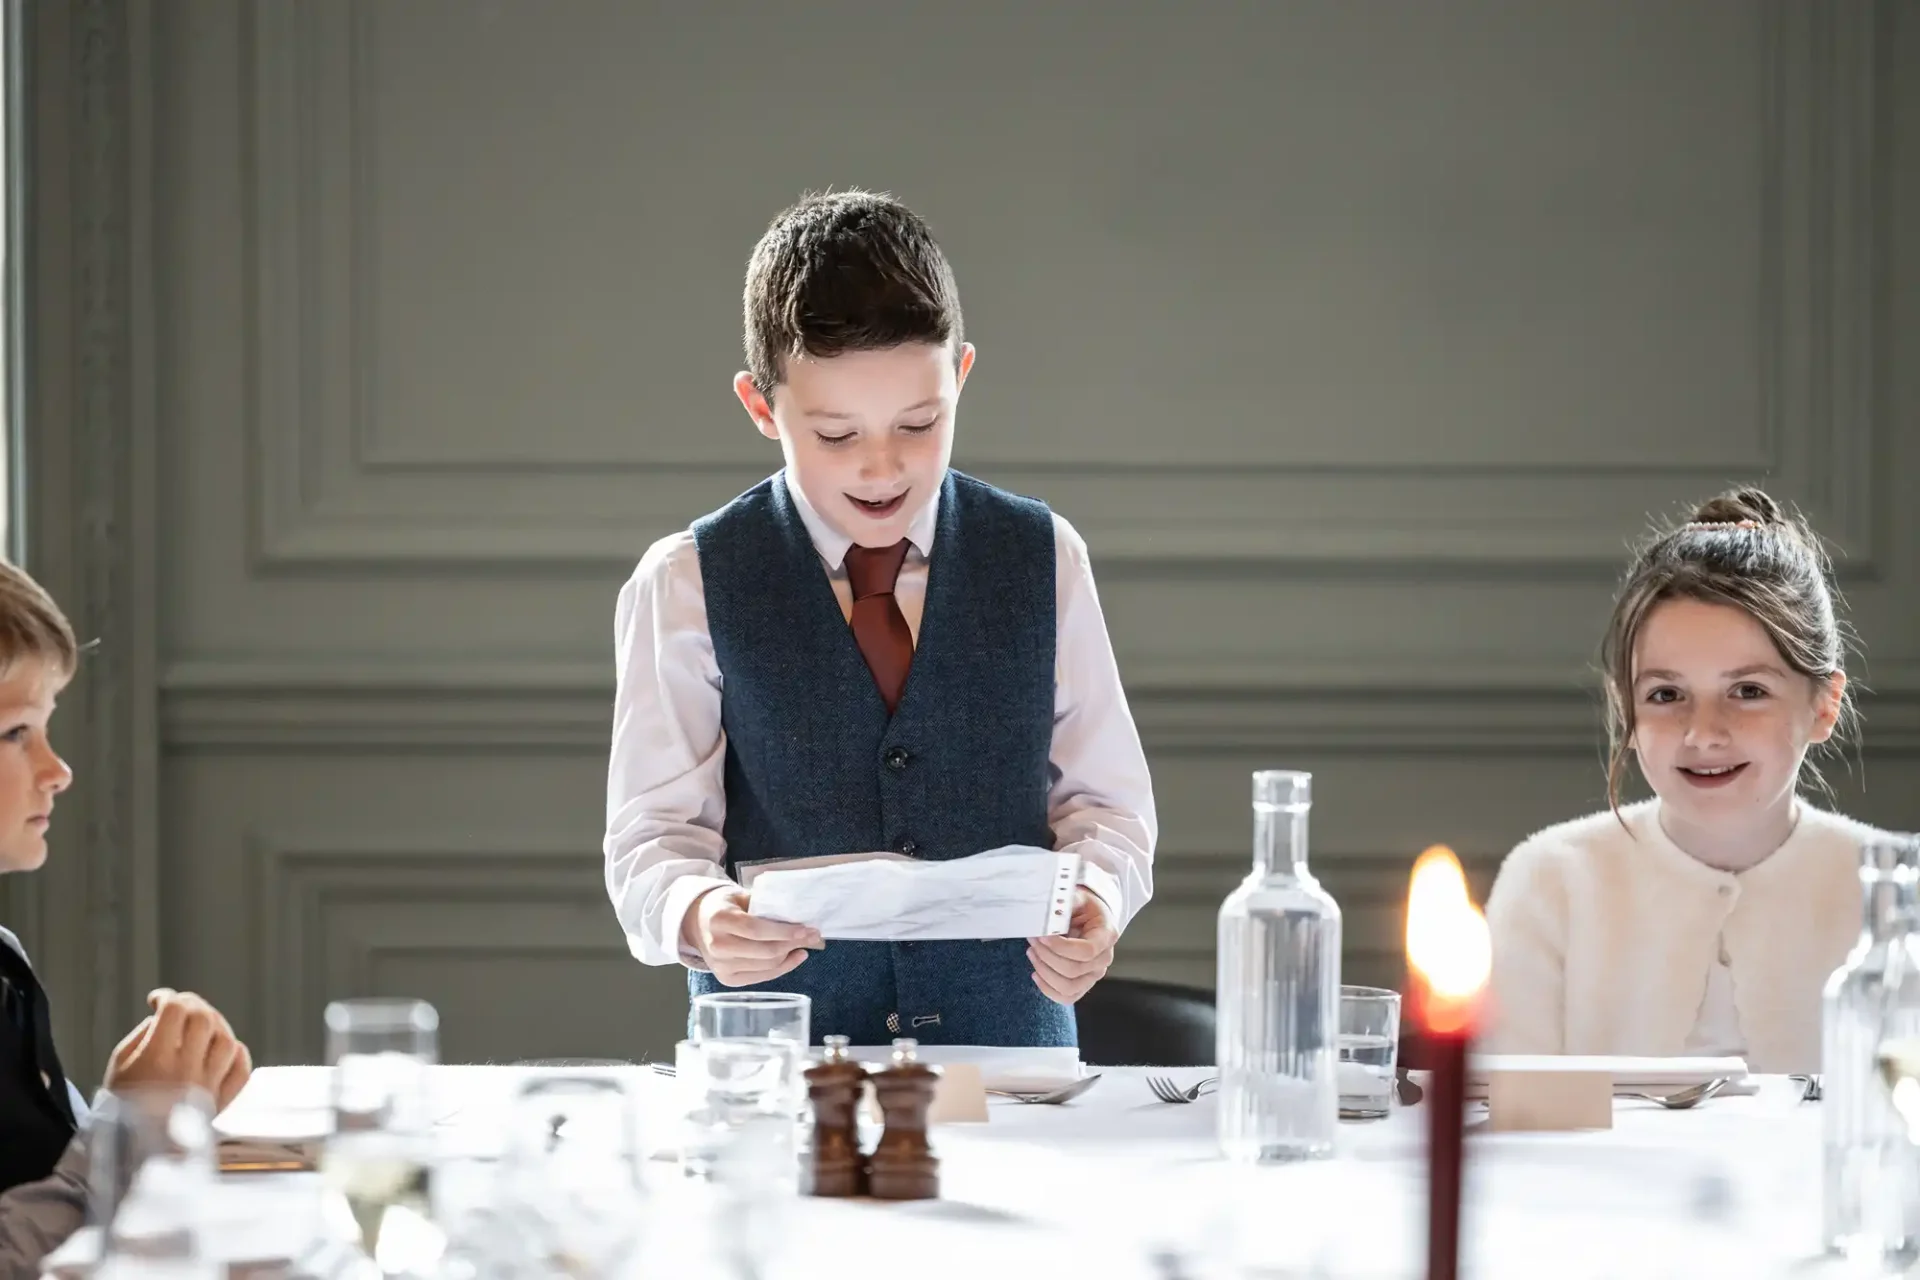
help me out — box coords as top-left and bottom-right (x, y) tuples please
(321, 998), (440, 1275)
(503, 1075), (644, 1277)
(680, 1037), (798, 1185)
(88, 1084), (218, 1280)
(1337, 985), (1401, 1120)
(690, 991), (810, 1047)
(692, 991), (811, 1122)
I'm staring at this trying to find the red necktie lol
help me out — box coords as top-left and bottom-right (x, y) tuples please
(845, 540), (914, 713)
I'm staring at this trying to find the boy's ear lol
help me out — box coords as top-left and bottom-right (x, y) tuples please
(955, 342), (976, 392)
(733, 371), (779, 441)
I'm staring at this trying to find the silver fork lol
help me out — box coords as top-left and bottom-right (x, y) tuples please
(1615, 1078), (1731, 1110)
(1146, 1074), (1218, 1104)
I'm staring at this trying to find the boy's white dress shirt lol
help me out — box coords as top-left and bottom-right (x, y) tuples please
(605, 471), (1157, 967)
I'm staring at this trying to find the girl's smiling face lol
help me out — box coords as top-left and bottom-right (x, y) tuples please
(1630, 597), (1844, 851)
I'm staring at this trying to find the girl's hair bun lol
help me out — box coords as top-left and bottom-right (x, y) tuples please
(1688, 487), (1784, 528)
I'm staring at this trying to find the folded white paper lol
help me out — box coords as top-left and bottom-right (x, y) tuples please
(734, 849), (914, 888)
(747, 846), (1080, 941)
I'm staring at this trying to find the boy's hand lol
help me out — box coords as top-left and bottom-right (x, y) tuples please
(682, 885), (824, 987)
(1029, 890), (1118, 1005)
(103, 988), (254, 1113)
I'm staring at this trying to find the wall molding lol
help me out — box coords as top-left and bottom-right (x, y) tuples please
(5, 0), (162, 1081)
(247, 835), (614, 1064)
(243, 835), (1465, 1063)
(161, 657), (1920, 755)
(1133, 851), (1499, 988)
(240, 0), (1882, 573)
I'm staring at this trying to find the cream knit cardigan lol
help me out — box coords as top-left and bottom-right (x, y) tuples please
(1483, 799), (1898, 1074)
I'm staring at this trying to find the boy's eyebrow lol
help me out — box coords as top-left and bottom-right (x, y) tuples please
(801, 397), (942, 422)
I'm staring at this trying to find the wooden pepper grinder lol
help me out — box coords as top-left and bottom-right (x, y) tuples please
(867, 1037), (940, 1201)
(803, 1034), (868, 1198)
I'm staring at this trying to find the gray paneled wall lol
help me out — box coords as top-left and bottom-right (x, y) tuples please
(12, 0), (1918, 1074)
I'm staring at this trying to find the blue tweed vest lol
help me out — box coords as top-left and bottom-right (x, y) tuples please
(688, 470), (1074, 1048)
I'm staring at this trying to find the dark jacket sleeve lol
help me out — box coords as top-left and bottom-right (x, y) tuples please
(0, 1134), (87, 1280)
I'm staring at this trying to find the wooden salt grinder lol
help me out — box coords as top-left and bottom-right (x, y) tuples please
(803, 1034), (868, 1197)
(867, 1037), (940, 1201)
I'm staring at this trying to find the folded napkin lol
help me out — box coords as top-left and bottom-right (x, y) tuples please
(1464, 1054), (1752, 1098)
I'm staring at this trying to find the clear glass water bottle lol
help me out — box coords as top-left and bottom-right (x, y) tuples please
(1823, 833), (1920, 1265)
(1217, 769), (1342, 1163)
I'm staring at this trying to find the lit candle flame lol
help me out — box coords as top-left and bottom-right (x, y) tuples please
(1406, 845), (1491, 1036)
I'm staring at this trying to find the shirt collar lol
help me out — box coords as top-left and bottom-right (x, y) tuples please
(784, 467), (941, 569)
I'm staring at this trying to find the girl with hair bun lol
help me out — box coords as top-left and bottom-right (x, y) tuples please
(1483, 488), (1902, 1072)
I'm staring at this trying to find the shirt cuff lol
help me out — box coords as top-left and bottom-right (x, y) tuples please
(659, 873), (738, 971)
(1075, 862), (1126, 934)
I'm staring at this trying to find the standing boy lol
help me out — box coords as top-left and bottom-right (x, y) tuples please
(604, 191), (1155, 1046)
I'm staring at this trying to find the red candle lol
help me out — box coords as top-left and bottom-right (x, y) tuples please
(1405, 846), (1491, 1280)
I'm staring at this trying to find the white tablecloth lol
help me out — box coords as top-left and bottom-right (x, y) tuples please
(94, 1066), (1840, 1278)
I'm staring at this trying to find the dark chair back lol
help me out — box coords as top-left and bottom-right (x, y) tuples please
(1075, 977), (1215, 1066)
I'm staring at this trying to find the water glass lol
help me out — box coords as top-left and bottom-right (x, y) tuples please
(690, 991), (810, 1047)
(681, 1037), (798, 1184)
(88, 1084), (218, 1280)
(508, 1073), (640, 1157)
(692, 990), (811, 1119)
(499, 1075), (644, 1277)
(322, 998), (440, 1275)
(327, 998), (438, 1131)
(1337, 985), (1401, 1119)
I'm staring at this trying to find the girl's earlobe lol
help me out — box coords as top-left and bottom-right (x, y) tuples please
(1808, 671), (1847, 744)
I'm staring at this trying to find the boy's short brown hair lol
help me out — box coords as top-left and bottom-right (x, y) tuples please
(0, 559), (78, 682)
(743, 189), (963, 399)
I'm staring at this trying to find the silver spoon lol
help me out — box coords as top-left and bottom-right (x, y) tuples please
(1617, 1078), (1731, 1110)
(988, 1074), (1103, 1105)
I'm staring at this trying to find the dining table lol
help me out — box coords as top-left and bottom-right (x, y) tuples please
(52, 1064), (1837, 1279)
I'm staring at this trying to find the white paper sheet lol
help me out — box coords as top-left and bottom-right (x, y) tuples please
(747, 846), (1080, 941)
(733, 849), (915, 887)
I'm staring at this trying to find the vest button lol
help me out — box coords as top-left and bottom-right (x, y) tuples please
(899, 839), (919, 856)
(884, 746), (911, 770)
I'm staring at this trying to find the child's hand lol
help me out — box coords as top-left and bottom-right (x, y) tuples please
(1028, 890), (1118, 1005)
(682, 885), (824, 987)
(103, 988), (254, 1113)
